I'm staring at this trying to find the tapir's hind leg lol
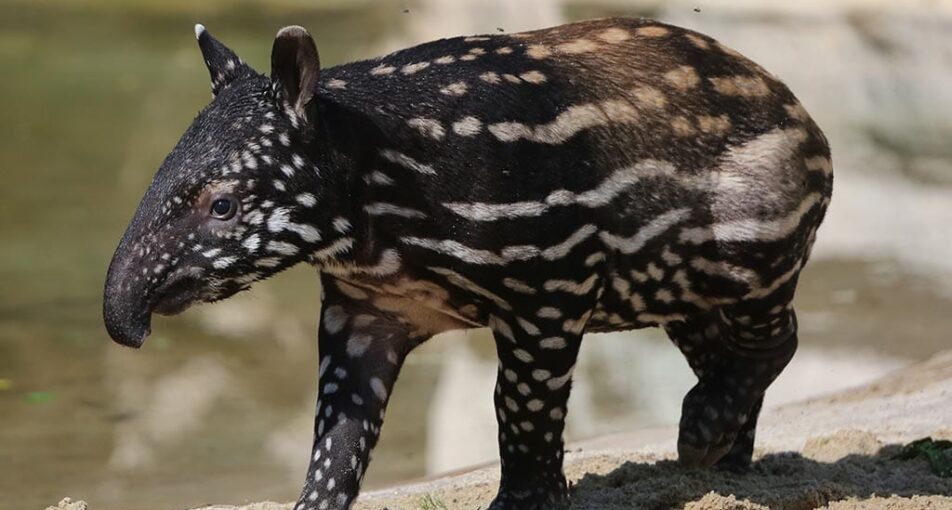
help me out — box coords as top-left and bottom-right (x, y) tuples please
(665, 299), (798, 469)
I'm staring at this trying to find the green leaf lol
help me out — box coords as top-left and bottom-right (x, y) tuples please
(893, 437), (952, 477)
(25, 391), (55, 404)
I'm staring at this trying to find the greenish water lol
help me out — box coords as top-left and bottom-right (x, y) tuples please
(1, 1), (950, 509)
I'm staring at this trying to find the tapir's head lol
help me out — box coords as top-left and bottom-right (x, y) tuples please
(104, 25), (330, 348)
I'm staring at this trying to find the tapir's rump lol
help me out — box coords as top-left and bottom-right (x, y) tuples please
(104, 17), (830, 510)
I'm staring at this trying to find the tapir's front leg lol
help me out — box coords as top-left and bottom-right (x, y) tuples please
(294, 276), (416, 510)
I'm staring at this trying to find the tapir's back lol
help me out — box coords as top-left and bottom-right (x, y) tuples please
(322, 19), (827, 168)
(317, 17), (832, 327)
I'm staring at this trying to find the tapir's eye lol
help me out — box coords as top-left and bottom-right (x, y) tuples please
(209, 197), (238, 220)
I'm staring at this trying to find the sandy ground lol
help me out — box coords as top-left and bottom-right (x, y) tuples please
(49, 351), (952, 510)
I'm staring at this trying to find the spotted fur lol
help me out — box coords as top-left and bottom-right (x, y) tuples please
(103, 18), (832, 510)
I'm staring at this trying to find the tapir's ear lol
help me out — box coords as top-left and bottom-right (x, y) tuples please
(271, 26), (320, 118)
(195, 24), (255, 96)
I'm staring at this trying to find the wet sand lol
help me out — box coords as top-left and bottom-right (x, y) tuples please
(48, 351), (952, 510)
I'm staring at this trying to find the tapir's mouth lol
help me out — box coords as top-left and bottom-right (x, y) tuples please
(104, 266), (203, 349)
(151, 272), (202, 317)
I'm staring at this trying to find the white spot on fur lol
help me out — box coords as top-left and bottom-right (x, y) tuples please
(310, 237), (354, 262)
(681, 193), (822, 245)
(267, 208), (291, 232)
(503, 278), (536, 294)
(242, 234), (261, 252)
(296, 193), (317, 207)
(805, 155), (833, 175)
(480, 72), (501, 84)
(632, 86), (667, 108)
(600, 209), (692, 254)
(585, 252), (607, 266)
(323, 306), (348, 334)
(685, 33), (710, 49)
(367, 171), (395, 185)
(401, 62), (430, 75)
(444, 160), (675, 221)
(544, 274), (599, 295)
(664, 65), (701, 91)
(539, 337), (567, 349)
(519, 70), (547, 84)
(513, 349), (534, 363)
(369, 377), (388, 401)
(517, 317), (541, 336)
(440, 81), (468, 96)
(709, 75), (771, 97)
(266, 240), (298, 256)
(597, 27), (630, 43)
(452, 116), (482, 137)
(489, 315), (515, 342)
(526, 44), (551, 59)
(370, 64), (396, 75)
(364, 203), (427, 218)
(333, 217), (352, 233)
(380, 149), (437, 175)
(558, 38), (599, 54)
(546, 367), (575, 389)
(636, 25), (669, 37)
(487, 99), (639, 144)
(347, 334), (372, 358)
(698, 114), (732, 135)
(407, 118), (445, 140)
(254, 257), (281, 268)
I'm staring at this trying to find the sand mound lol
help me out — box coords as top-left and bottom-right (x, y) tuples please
(50, 352), (952, 509)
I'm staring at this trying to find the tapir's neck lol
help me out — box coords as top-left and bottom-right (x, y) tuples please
(299, 93), (413, 280)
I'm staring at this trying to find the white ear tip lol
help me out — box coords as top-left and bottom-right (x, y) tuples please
(277, 25), (309, 38)
(194, 24), (206, 40)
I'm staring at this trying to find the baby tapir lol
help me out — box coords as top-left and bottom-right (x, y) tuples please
(103, 17), (832, 510)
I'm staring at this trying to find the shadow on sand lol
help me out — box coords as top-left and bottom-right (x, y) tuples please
(569, 444), (952, 509)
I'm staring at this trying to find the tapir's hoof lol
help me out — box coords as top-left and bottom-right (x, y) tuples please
(678, 437), (734, 468)
(677, 383), (759, 469)
(488, 488), (570, 510)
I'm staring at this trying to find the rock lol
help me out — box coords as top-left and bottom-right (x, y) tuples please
(45, 498), (87, 510)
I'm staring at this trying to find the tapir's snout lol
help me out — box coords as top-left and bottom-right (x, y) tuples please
(103, 301), (152, 349)
(103, 232), (153, 349)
